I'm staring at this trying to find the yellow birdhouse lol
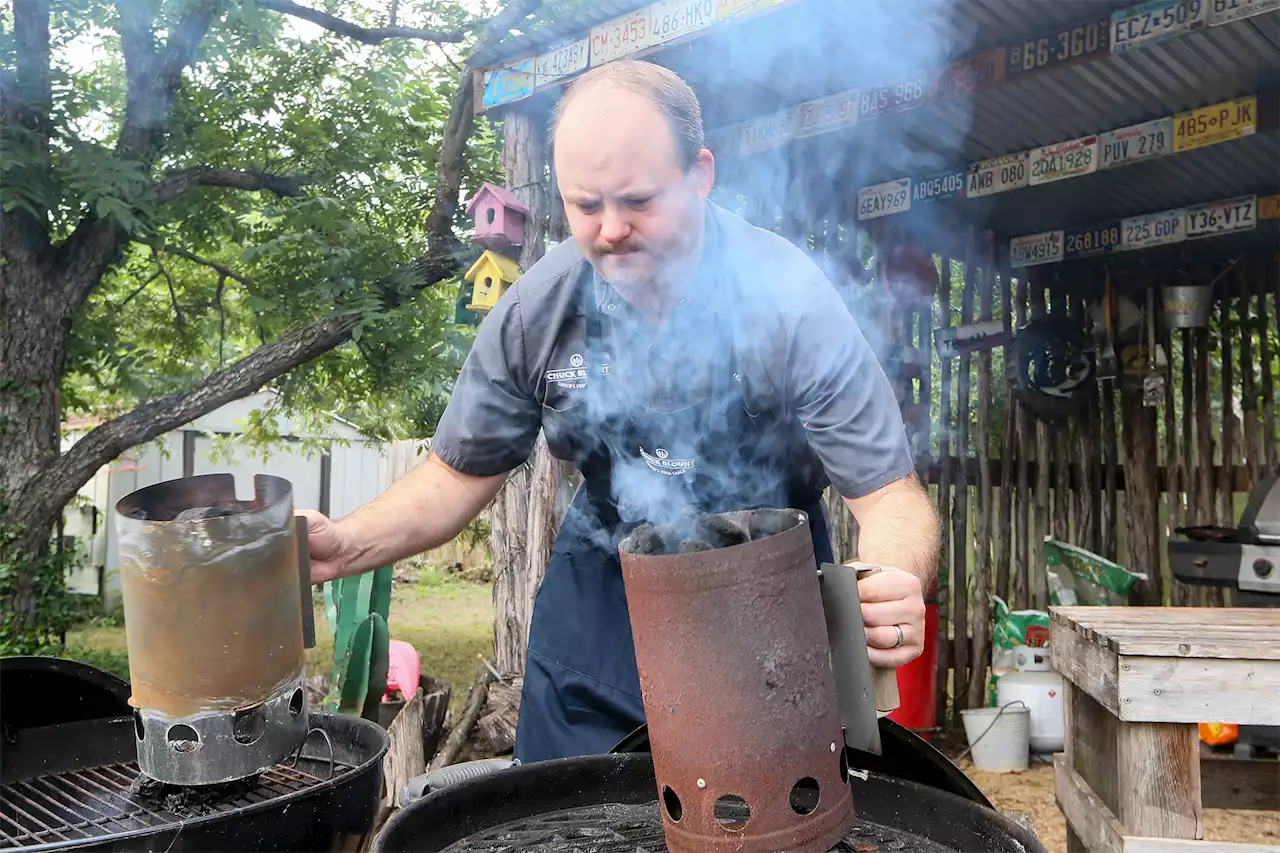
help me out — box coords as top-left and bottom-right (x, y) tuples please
(465, 250), (521, 313)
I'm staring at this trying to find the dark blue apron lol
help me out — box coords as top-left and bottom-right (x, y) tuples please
(513, 274), (832, 764)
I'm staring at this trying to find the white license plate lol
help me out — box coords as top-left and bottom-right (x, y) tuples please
(1029, 135), (1098, 185)
(912, 168), (966, 204)
(967, 152), (1029, 198)
(793, 91), (858, 139)
(1186, 195), (1257, 238)
(650, 0), (715, 45)
(590, 9), (654, 65)
(535, 37), (589, 87)
(1209, 0), (1280, 24)
(1111, 0), (1206, 54)
(1010, 231), (1064, 267)
(857, 178), (911, 221)
(1099, 118), (1173, 168)
(1122, 209), (1186, 249)
(738, 110), (794, 155)
(857, 71), (931, 120)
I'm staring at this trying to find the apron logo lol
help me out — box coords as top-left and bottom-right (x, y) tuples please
(639, 445), (696, 476)
(546, 352), (588, 389)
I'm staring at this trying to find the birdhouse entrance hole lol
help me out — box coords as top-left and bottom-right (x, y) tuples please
(486, 208), (496, 225)
(485, 276), (493, 287)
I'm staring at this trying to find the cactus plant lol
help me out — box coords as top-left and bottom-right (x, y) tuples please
(321, 565), (392, 720)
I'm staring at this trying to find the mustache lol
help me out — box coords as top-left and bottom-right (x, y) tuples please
(595, 239), (644, 255)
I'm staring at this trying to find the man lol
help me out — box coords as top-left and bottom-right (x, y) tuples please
(301, 59), (940, 763)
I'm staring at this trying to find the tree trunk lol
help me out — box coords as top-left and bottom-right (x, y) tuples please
(0, 255), (71, 639)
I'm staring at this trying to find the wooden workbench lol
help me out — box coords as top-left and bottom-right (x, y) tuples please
(1049, 606), (1280, 853)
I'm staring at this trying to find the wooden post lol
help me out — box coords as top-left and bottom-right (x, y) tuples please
(936, 252), (954, 729)
(1050, 285), (1071, 543)
(1240, 292), (1259, 491)
(1122, 371), (1161, 605)
(1256, 285), (1276, 478)
(1176, 328), (1199, 606)
(1073, 292), (1098, 555)
(1014, 277), (1032, 609)
(1164, 322), (1187, 607)
(996, 268), (1014, 603)
(952, 241), (975, 717)
(1196, 319), (1220, 606)
(1101, 372), (1117, 563)
(1031, 273), (1050, 609)
(1218, 296), (1234, 533)
(490, 105), (568, 678)
(968, 235), (994, 712)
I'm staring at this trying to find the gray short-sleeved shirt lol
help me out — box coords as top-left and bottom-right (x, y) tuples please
(432, 201), (913, 500)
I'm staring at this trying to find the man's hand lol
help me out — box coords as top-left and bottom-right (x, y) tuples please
(297, 509), (350, 585)
(853, 563), (926, 669)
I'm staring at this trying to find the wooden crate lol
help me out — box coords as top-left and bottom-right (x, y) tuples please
(1050, 606), (1280, 852)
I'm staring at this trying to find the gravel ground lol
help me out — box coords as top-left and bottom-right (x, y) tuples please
(957, 756), (1280, 852)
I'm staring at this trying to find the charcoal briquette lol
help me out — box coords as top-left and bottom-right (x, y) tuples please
(626, 525), (665, 555)
(694, 514), (748, 548)
(677, 539), (712, 553)
(748, 511), (794, 540)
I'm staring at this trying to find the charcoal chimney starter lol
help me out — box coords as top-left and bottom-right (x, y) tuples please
(114, 473), (310, 786)
(618, 508), (855, 853)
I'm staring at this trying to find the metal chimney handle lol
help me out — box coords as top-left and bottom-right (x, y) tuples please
(295, 516), (317, 649)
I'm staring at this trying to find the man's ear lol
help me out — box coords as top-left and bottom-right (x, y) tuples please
(690, 147), (715, 200)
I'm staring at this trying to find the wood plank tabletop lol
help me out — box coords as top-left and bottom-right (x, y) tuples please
(1051, 607), (1280, 660)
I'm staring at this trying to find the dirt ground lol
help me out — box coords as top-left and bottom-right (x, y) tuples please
(957, 755), (1280, 852)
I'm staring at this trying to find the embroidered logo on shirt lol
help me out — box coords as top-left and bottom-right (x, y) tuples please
(639, 445), (696, 476)
(545, 352), (588, 389)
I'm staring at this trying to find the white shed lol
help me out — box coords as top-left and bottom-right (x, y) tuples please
(61, 390), (391, 609)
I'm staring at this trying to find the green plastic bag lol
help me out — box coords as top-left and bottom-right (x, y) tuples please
(989, 595), (1050, 706)
(1044, 538), (1146, 606)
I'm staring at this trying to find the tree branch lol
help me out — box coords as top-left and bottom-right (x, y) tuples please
(155, 167), (310, 204)
(23, 310), (362, 534)
(158, 243), (253, 286)
(256, 0), (480, 44)
(0, 0), (53, 260)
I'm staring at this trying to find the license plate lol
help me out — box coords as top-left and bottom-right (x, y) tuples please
(590, 9), (654, 66)
(1173, 96), (1256, 152)
(1064, 221), (1122, 259)
(1260, 194), (1280, 220)
(1099, 118), (1173, 168)
(1122, 209), (1186, 250)
(1209, 0), (1280, 24)
(857, 178), (911, 221)
(1010, 231), (1064, 268)
(482, 59), (534, 109)
(911, 168), (966, 204)
(705, 124), (741, 156)
(715, 0), (788, 21)
(1007, 16), (1110, 78)
(967, 152), (1029, 198)
(857, 70), (932, 120)
(1029, 135), (1099, 185)
(650, 0), (715, 45)
(1186, 195), (1257, 238)
(534, 38), (589, 87)
(738, 110), (794, 155)
(937, 47), (1006, 99)
(1111, 0), (1206, 54)
(793, 91), (858, 139)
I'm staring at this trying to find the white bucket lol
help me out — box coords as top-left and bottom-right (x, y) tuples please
(960, 702), (1031, 772)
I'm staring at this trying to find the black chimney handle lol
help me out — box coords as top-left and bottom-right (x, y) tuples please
(295, 515), (316, 649)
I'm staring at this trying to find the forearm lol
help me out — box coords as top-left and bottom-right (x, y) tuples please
(844, 476), (940, 588)
(336, 451), (507, 576)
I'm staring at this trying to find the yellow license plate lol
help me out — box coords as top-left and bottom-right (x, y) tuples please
(1260, 194), (1280, 221)
(1173, 96), (1256, 152)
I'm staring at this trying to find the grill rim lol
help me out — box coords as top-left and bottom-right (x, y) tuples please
(371, 752), (1047, 853)
(0, 756), (356, 852)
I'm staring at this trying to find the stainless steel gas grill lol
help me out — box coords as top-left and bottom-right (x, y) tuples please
(1169, 474), (1280, 605)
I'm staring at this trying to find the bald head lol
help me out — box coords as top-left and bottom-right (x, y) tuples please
(552, 60), (705, 169)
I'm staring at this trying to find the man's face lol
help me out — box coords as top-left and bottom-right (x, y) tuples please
(553, 88), (714, 302)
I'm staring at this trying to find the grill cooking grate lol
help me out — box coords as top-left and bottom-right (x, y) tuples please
(0, 759), (350, 849)
(437, 802), (958, 853)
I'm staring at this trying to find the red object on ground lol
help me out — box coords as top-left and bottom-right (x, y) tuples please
(384, 639), (421, 701)
(889, 580), (940, 741)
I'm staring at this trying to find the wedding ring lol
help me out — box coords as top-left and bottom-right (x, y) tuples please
(893, 624), (904, 648)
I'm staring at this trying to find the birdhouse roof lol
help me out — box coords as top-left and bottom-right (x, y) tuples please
(466, 249), (522, 283)
(464, 182), (529, 216)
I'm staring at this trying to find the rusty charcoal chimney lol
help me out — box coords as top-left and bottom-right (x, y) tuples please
(618, 508), (855, 853)
(114, 473), (312, 786)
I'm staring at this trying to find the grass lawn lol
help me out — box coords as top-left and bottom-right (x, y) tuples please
(61, 560), (495, 719)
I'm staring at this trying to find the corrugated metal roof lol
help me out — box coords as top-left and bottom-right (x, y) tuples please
(473, 0), (1280, 247)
